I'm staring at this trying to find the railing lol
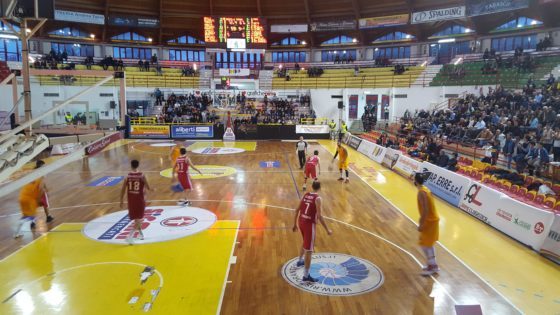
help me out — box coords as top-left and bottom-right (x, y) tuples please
(33, 75), (200, 88)
(130, 117), (157, 125)
(272, 73), (431, 89)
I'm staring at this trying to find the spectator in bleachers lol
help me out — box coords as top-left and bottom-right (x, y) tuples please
(151, 54), (158, 65)
(527, 142), (549, 176)
(503, 133), (516, 169)
(436, 150), (449, 168)
(138, 60), (144, 72)
(117, 59), (124, 71)
(144, 60), (150, 71)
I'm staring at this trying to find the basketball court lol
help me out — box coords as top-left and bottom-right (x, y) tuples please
(0, 140), (557, 314)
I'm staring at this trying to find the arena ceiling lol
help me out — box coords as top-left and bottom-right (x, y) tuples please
(36, 0), (560, 46)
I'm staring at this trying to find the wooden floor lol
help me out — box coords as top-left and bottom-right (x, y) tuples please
(0, 140), (531, 314)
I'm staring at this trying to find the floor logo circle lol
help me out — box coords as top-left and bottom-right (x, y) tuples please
(83, 206), (216, 244)
(281, 253), (384, 296)
(192, 147), (245, 155)
(160, 165), (237, 179)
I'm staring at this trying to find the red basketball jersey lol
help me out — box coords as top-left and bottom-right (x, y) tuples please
(126, 171), (145, 200)
(306, 155), (319, 166)
(176, 156), (190, 174)
(298, 192), (319, 223)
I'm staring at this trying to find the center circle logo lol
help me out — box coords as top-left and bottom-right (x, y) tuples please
(281, 253), (384, 296)
(160, 165), (237, 180)
(161, 216), (198, 227)
(192, 147), (245, 155)
(82, 206), (216, 244)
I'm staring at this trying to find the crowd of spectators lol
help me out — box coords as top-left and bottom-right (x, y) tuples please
(334, 54), (354, 64)
(362, 103), (377, 132)
(158, 91), (215, 124)
(393, 64), (406, 75)
(400, 79), (560, 177)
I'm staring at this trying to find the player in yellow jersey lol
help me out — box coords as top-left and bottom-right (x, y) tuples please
(332, 142), (349, 183)
(14, 160), (48, 238)
(170, 144), (181, 167)
(414, 172), (440, 276)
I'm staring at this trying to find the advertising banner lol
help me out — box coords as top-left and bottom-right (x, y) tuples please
(295, 125), (330, 134)
(357, 140), (387, 164)
(393, 154), (422, 178)
(459, 182), (502, 226)
(359, 14), (409, 29)
(494, 196), (555, 250)
(310, 20), (356, 32)
(411, 6), (466, 24)
(219, 68), (250, 77)
(381, 148), (401, 169)
(348, 136), (363, 150)
(421, 162), (471, 207)
(171, 125), (213, 138)
(541, 213), (560, 263)
(109, 16), (159, 28)
(85, 132), (123, 156)
(467, 0), (529, 17)
(271, 24), (308, 33)
(130, 125), (169, 139)
(55, 10), (105, 25)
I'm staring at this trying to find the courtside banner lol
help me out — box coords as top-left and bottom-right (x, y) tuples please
(421, 162), (471, 207)
(493, 196), (554, 250)
(130, 125), (169, 139)
(348, 136), (362, 150)
(381, 148), (400, 169)
(459, 182), (500, 225)
(540, 213), (560, 263)
(85, 132), (123, 155)
(295, 125), (330, 134)
(357, 139), (387, 164)
(393, 154), (422, 178)
(171, 125), (213, 138)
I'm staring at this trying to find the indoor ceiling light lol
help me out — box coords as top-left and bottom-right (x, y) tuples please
(438, 38), (456, 43)
(301, 40), (306, 45)
(0, 34), (18, 39)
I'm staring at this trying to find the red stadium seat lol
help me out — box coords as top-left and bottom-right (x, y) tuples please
(517, 187), (528, 199)
(544, 197), (556, 208)
(555, 201), (560, 211)
(553, 184), (560, 195)
(525, 191), (537, 201)
(535, 194), (546, 205)
(510, 185), (520, 194)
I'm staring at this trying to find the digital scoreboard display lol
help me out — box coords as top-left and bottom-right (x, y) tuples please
(204, 17), (267, 48)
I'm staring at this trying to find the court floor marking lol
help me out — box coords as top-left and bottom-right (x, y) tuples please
(317, 143), (523, 313)
(284, 152), (302, 199)
(216, 220), (240, 315)
(1, 200), (460, 305)
(127, 143), (288, 157)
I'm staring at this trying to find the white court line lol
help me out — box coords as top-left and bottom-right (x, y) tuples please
(216, 220), (240, 315)
(318, 143), (523, 314)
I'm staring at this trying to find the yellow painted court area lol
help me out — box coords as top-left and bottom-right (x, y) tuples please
(186, 141), (257, 152)
(0, 220), (239, 315)
(318, 140), (560, 315)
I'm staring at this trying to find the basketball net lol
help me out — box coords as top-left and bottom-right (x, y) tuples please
(223, 111), (236, 141)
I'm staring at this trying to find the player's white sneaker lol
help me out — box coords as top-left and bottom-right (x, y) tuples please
(126, 234), (135, 245)
(421, 264), (440, 276)
(137, 233), (145, 240)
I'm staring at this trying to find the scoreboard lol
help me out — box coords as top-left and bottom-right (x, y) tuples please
(204, 17), (267, 49)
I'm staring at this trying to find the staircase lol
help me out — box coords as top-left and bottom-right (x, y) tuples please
(258, 70), (273, 90)
(198, 69), (212, 89)
(349, 119), (364, 133)
(541, 64), (560, 81)
(414, 65), (443, 87)
(0, 134), (50, 183)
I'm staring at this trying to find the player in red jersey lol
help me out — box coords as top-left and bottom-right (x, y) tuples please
(292, 181), (332, 282)
(303, 150), (321, 191)
(120, 159), (152, 245)
(172, 148), (202, 206)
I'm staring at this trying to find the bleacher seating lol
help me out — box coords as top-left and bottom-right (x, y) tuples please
(430, 55), (560, 88)
(272, 66), (426, 89)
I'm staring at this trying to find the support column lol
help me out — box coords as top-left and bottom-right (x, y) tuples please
(20, 19), (32, 123)
(11, 75), (18, 124)
(119, 74), (126, 126)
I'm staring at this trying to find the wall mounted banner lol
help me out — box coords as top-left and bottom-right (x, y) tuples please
(467, 0), (529, 17)
(171, 125), (213, 139)
(109, 16), (160, 28)
(54, 10), (105, 25)
(359, 14), (409, 29)
(310, 20), (356, 32)
(271, 24), (308, 33)
(218, 68), (250, 77)
(130, 125), (169, 139)
(420, 162), (471, 207)
(295, 125), (330, 134)
(411, 6), (466, 24)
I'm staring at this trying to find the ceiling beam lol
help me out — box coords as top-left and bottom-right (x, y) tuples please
(257, 0), (263, 16)
(102, 0), (109, 42)
(303, 0), (315, 47)
(349, 0), (365, 46)
(159, 0), (163, 43)
(209, 0), (214, 16)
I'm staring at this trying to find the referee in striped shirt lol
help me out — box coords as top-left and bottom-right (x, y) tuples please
(296, 136), (308, 169)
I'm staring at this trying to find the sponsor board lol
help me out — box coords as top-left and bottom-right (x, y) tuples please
(411, 6), (466, 24)
(295, 125), (330, 134)
(160, 165), (237, 180)
(393, 154), (422, 178)
(109, 15), (159, 28)
(421, 162), (471, 207)
(259, 161), (280, 168)
(51, 143), (81, 155)
(171, 125), (214, 138)
(540, 213), (560, 263)
(218, 68), (250, 77)
(82, 206), (216, 244)
(494, 197), (554, 250)
(192, 147), (244, 155)
(381, 148), (401, 169)
(271, 24), (308, 33)
(357, 140), (386, 164)
(458, 183), (497, 225)
(467, 0), (529, 17)
(85, 132), (123, 155)
(130, 125), (170, 139)
(281, 253), (384, 296)
(55, 9), (105, 25)
(359, 14), (409, 29)
(310, 20), (356, 32)
(347, 136), (362, 150)
(87, 176), (124, 187)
